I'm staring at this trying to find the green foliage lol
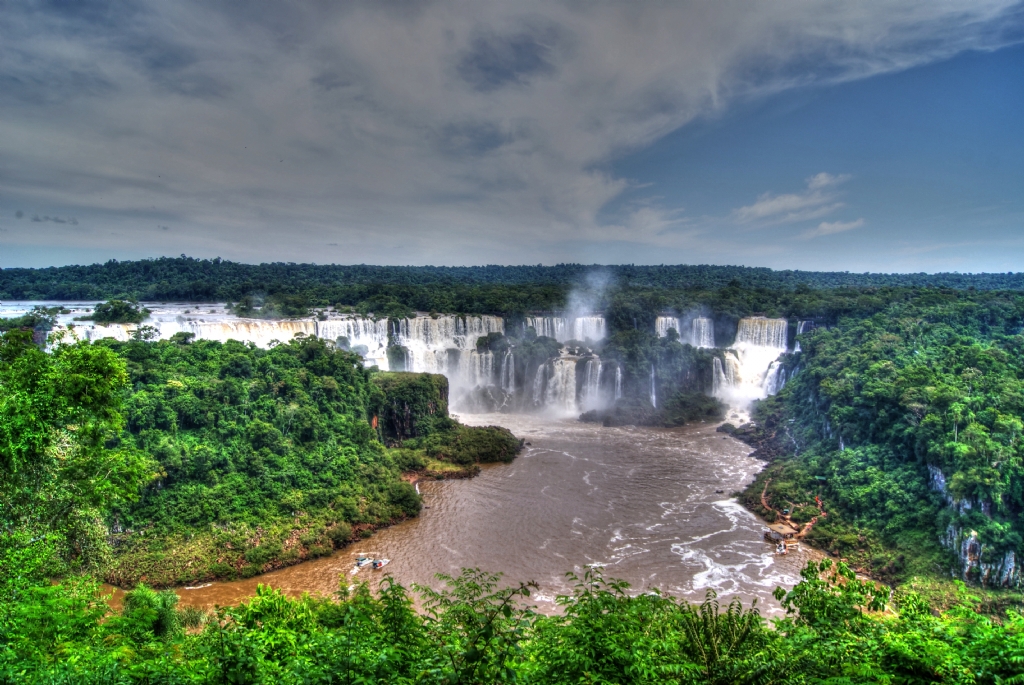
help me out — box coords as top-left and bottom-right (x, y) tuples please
(0, 306), (60, 334)
(93, 335), (425, 585)
(2, 562), (1024, 683)
(117, 584), (183, 641)
(86, 299), (150, 324)
(406, 425), (522, 466)
(371, 372), (454, 444)
(0, 330), (154, 585)
(747, 290), (1024, 584)
(3, 257), (1022, 308)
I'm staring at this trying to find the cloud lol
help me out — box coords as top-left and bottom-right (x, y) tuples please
(0, 0), (1021, 264)
(802, 218), (865, 239)
(733, 172), (850, 224)
(30, 215), (79, 225)
(807, 172), (851, 190)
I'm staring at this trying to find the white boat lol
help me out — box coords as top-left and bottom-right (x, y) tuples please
(372, 558), (390, 569)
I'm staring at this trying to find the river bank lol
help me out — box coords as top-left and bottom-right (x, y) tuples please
(126, 415), (822, 616)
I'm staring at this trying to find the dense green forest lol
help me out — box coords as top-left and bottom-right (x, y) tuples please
(735, 289), (1024, 591)
(0, 329), (518, 589)
(2, 256), (1022, 317)
(3, 560), (1023, 683)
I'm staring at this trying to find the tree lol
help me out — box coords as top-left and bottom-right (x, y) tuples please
(0, 330), (154, 590)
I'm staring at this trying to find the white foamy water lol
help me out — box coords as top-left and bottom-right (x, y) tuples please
(167, 416), (820, 615)
(714, 316), (789, 407)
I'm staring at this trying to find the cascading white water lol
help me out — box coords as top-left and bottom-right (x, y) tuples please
(735, 317), (788, 348)
(763, 360), (786, 395)
(571, 316), (606, 342)
(525, 316), (568, 341)
(80, 317), (320, 349)
(650, 365), (657, 408)
(317, 318), (389, 367)
(500, 350), (516, 394)
(525, 315), (606, 343)
(713, 317), (789, 407)
(614, 365), (622, 400)
(656, 316), (714, 348)
(532, 364), (548, 407)
(580, 358), (604, 411)
(455, 350), (494, 389)
(690, 317), (715, 348)
(794, 320), (813, 352)
(396, 315), (504, 379)
(655, 316), (681, 338)
(544, 357), (579, 414)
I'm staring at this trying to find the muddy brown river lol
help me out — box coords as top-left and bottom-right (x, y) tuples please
(164, 414), (819, 615)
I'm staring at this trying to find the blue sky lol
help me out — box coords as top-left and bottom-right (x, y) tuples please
(599, 43), (1024, 272)
(1, 1), (1022, 271)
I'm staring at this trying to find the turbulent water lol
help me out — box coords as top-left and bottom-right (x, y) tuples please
(713, 317), (790, 406)
(169, 415), (819, 615)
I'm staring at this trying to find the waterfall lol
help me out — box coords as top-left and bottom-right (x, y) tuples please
(571, 316), (606, 342)
(763, 360), (786, 395)
(317, 318), (389, 367)
(524, 315), (605, 343)
(500, 350), (516, 394)
(455, 350), (494, 388)
(713, 317), (788, 406)
(396, 315), (504, 377)
(690, 317), (715, 348)
(657, 316), (714, 348)
(734, 317), (788, 348)
(81, 318), (320, 349)
(656, 316), (680, 338)
(532, 364), (548, 407)
(649, 365), (657, 408)
(614, 365), (622, 400)
(794, 320), (813, 352)
(525, 316), (568, 341)
(544, 357), (578, 414)
(580, 358), (603, 411)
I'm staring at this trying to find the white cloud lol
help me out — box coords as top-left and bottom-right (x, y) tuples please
(807, 172), (851, 190)
(732, 173), (850, 224)
(0, 0), (1020, 264)
(802, 218), (865, 238)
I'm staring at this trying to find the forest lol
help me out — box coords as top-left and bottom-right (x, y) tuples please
(0, 329), (518, 590)
(2, 256), (1024, 316)
(737, 289), (1024, 592)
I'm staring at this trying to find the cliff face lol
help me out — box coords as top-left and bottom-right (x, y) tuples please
(371, 372), (454, 446)
(928, 466), (1020, 587)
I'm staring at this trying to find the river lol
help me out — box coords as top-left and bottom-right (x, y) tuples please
(168, 413), (819, 615)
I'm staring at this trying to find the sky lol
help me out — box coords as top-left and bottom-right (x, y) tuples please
(1, 0), (1022, 271)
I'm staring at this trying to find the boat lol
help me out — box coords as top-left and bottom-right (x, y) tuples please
(372, 558), (390, 569)
(355, 555), (373, 567)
